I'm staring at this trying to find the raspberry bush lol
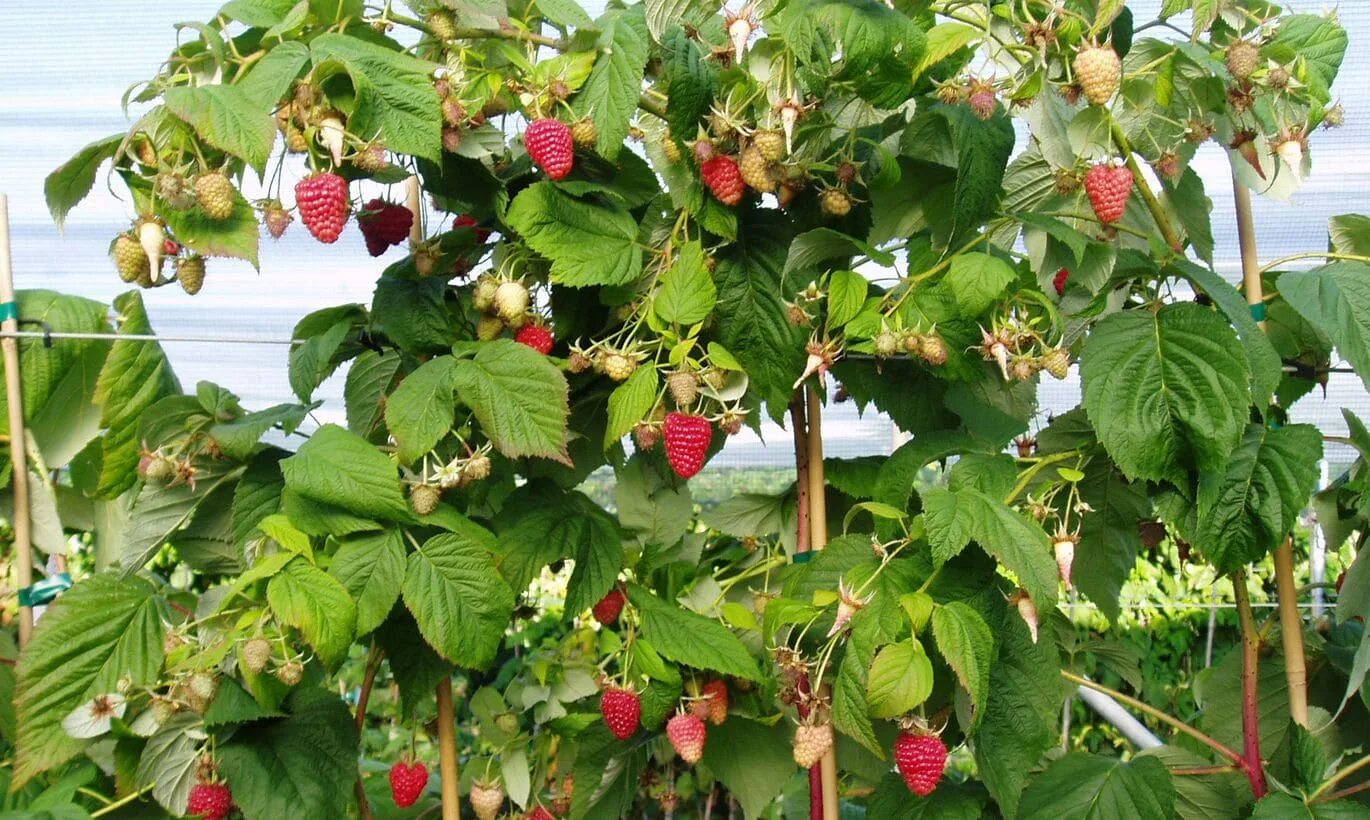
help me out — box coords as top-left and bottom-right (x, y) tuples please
(16, 0), (1370, 817)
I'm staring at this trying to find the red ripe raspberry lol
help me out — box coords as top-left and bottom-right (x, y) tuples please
(526, 119), (574, 180)
(389, 759), (430, 807)
(698, 679), (729, 724)
(1053, 267), (1070, 296)
(186, 782), (234, 820)
(666, 713), (707, 764)
(700, 155), (745, 206)
(663, 412), (713, 479)
(1083, 163), (1134, 224)
(515, 324), (555, 354)
(454, 213), (491, 243)
(526, 807), (556, 820)
(599, 686), (642, 740)
(592, 587), (626, 625)
(358, 199), (414, 256)
(894, 732), (948, 796)
(294, 172), (350, 243)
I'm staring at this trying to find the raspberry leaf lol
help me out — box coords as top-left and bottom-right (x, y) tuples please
(266, 557), (358, 667)
(280, 424), (411, 522)
(698, 718), (796, 820)
(402, 529), (516, 668)
(136, 713), (204, 815)
(1017, 754), (1174, 820)
(1081, 303), (1250, 486)
(1278, 262), (1370, 393)
(930, 602), (993, 728)
(653, 240), (716, 326)
(497, 491), (621, 614)
(922, 486), (1057, 610)
(385, 356), (458, 465)
(573, 6), (650, 159)
(452, 340), (570, 464)
(506, 183), (644, 287)
(1195, 424), (1322, 574)
(121, 457), (246, 571)
(44, 134), (123, 228)
(1170, 259), (1281, 410)
(165, 85), (277, 175)
(605, 366), (658, 447)
(663, 27), (714, 138)
(309, 33), (442, 162)
(946, 252), (1016, 316)
(865, 640), (934, 718)
(13, 575), (165, 786)
(627, 585), (762, 681)
(329, 529), (406, 636)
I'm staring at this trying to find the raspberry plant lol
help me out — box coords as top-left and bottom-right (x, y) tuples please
(16, 0), (1370, 817)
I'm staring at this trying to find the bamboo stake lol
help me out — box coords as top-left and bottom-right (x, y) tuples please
(405, 175), (423, 245)
(804, 385), (838, 820)
(436, 678), (461, 819)
(789, 394), (825, 820)
(0, 195), (32, 646)
(1232, 174), (1308, 727)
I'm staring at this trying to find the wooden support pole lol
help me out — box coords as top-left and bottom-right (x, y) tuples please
(0, 195), (33, 646)
(804, 385), (838, 820)
(436, 678), (461, 819)
(1232, 174), (1308, 727)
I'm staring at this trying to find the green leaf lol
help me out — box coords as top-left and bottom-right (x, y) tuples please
(1279, 263), (1370, 392)
(1081, 303), (1250, 485)
(160, 185), (260, 267)
(604, 366), (658, 448)
(218, 688), (359, 819)
(912, 23), (979, 81)
(209, 403), (308, 461)
(931, 602), (993, 726)
(121, 458), (246, 571)
(921, 487), (1057, 609)
(267, 557), (357, 667)
(1018, 754), (1175, 820)
(1250, 792), (1369, 819)
(663, 26), (713, 138)
(374, 607), (452, 717)
(938, 106), (1015, 242)
(165, 85), (276, 174)
(219, 0), (296, 26)
(280, 424), (410, 522)
(14, 574), (164, 786)
(310, 33), (441, 161)
(1196, 424), (1322, 573)
(973, 609), (1062, 817)
(1329, 214), (1370, 257)
(574, 6), (650, 159)
(615, 456), (693, 546)
(1170, 259), (1281, 410)
(1136, 746), (1243, 820)
(91, 292), (179, 499)
(1266, 14), (1347, 103)
(827, 270), (868, 330)
(699, 718), (795, 819)
(237, 41), (310, 105)
(784, 228), (894, 278)
(832, 618), (881, 755)
(628, 585), (762, 681)
(505, 183), (643, 287)
(344, 350), (402, 438)
(866, 640), (934, 718)
(452, 339), (570, 463)
(654, 240), (715, 325)
(945, 252), (1014, 317)
(385, 356), (457, 464)
(1161, 167), (1214, 264)
(329, 529), (405, 636)
(135, 712), (204, 816)
(1018, 212), (1088, 265)
(714, 212), (805, 413)
(45, 135), (123, 227)
(403, 528), (515, 668)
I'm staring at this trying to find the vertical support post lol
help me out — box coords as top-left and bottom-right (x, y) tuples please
(1311, 459), (1329, 618)
(436, 678), (461, 820)
(0, 194), (33, 646)
(1232, 174), (1308, 727)
(804, 386), (838, 820)
(405, 175), (423, 245)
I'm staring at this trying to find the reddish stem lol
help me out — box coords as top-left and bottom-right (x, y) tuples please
(1233, 573), (1269, 799)
(791, 394), (810, 555)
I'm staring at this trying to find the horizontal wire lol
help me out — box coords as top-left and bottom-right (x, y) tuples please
(0, 329), (301, 346)
(1061, 600), (1330, 611)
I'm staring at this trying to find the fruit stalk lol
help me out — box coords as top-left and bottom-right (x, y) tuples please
(1232, 172), (1309, 727)
(0, 195), (33, 646)
(1108, 122), (1182, 252)
(436, 678), (462, 819)
(1232, 573), (1269, 798)
(804, 385), (838, 820)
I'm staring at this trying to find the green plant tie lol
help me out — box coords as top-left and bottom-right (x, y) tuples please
(17, 572), (72, 607)
(792, 552), (813, 564)
(0, 301), (16, 322)
(1249, 303), (1267, 321)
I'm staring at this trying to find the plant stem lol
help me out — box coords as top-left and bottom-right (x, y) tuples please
(1311, 752), (1370, 801)
(1004, 450), (1078, 505)
(436, 678), (461, 819)
(1060, 670), (1245, 765)
(1109, 122), (1183, 253)
(1233, 172), (1309, 728)
(1232, 572), (1269, 798)
(1258, 251), (1370, 274)
(354, 643), (385, 820)
(90, 784), (155, 817)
